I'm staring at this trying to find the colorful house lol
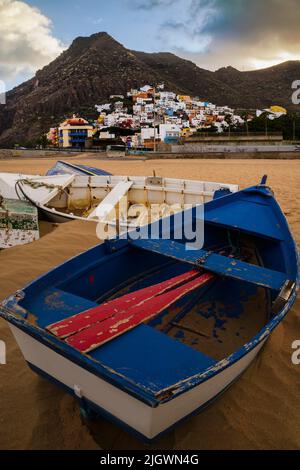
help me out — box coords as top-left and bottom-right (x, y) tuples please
(47, 128), (58, 146)
(58, 115), (94, 148)
(177, 95), (192, 103)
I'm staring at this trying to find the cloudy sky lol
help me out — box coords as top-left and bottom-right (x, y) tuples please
(1, 0), (300, 90)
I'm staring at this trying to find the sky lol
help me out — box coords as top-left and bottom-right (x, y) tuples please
(0, 0), (300, 90)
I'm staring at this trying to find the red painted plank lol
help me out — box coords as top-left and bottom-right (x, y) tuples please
(66, 272), (214, 353)
(47, 269), (200, 339)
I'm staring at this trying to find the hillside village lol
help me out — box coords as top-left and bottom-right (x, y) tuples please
(47, 84), (287, 150)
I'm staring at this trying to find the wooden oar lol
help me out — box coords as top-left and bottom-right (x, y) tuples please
(66, 272), (215, 353)
(47, 269), (201, 339)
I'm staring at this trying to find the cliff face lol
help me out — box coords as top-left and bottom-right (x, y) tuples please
(0, 32), (299, 145)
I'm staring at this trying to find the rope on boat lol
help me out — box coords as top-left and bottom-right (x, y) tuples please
(16, 179), (70, 202)
(18, 178), (65, 191)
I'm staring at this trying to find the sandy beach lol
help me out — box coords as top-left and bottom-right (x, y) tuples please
(0, 156), (299, 450)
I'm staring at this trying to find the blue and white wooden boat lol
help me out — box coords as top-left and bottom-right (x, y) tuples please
(46, 161), (111, 177)
(1, 178), (298, 441)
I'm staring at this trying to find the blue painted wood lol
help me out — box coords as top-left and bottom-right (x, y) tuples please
(213, 188), (232, 200)
(26, 288), (98, 329)
(130, 239), (288, 291)
(201, 186), (285, 241)
(260, 175), (268, 185)
(90, 324), (216, 393)
(75, 163), (111, 176)
(46, 161), (111, 177)
(204, 198), (284, 241)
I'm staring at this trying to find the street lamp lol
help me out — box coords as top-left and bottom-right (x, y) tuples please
(153, 87), (157, 152)
(293, 119), (296, 141)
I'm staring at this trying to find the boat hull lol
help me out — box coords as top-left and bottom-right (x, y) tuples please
(10, 323), (267, 441)
(38, 207), (75, 224)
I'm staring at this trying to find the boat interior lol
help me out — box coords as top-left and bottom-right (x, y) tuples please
(43, 175), (236, 224)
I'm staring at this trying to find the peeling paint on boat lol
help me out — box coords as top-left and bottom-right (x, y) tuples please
(0, 198), (39, 249)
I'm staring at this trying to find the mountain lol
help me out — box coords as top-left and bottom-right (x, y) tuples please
(214, 61), (300, 109)
(132, 51), (241, 105)
(0, 32), (299, 146)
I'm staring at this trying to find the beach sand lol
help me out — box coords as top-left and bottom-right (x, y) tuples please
(0, 157), (299, 450)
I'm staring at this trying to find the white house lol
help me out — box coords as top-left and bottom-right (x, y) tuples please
(95, 104), (111, 113)
(99, 131), (115, 139)
(133, 104), (142, 115)
(104, 114), (117, 127)
(159, 91), (176, 101)
(140, 85), (153, 93)
(141, 128), (156, 142)
(159, 123), (181, 142)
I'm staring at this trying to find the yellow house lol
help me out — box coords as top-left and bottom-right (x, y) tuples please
(270, 105), (287, 114)
(178, 95), (191, 103)
(97, 114), (106, 125)
(58, 115), (94, 148)
(181, 127), (191, 137)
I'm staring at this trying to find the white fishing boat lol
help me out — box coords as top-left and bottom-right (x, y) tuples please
(16, 174), (239, 233)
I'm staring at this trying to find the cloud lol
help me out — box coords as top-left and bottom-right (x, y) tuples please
(92, 18), (103, 25)
(132, 0), (300, 70)
(0, 0), (65, 88)
(132, 0), (175, 9)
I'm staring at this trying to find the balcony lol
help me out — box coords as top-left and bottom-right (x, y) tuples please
(69, 138), (87, 143)
(69, 131), (88, 137)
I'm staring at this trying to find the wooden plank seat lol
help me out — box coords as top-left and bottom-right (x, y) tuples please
(65, 272), (214, 353)
(46, 269), (202, 339)
(87, 181), (133, 220)
(131, 239), (289, 291)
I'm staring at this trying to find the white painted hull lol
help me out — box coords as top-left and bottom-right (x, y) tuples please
(38, 208), (75, 224)
(10, 324), (267, 440)
(0, 173), (36, 199)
